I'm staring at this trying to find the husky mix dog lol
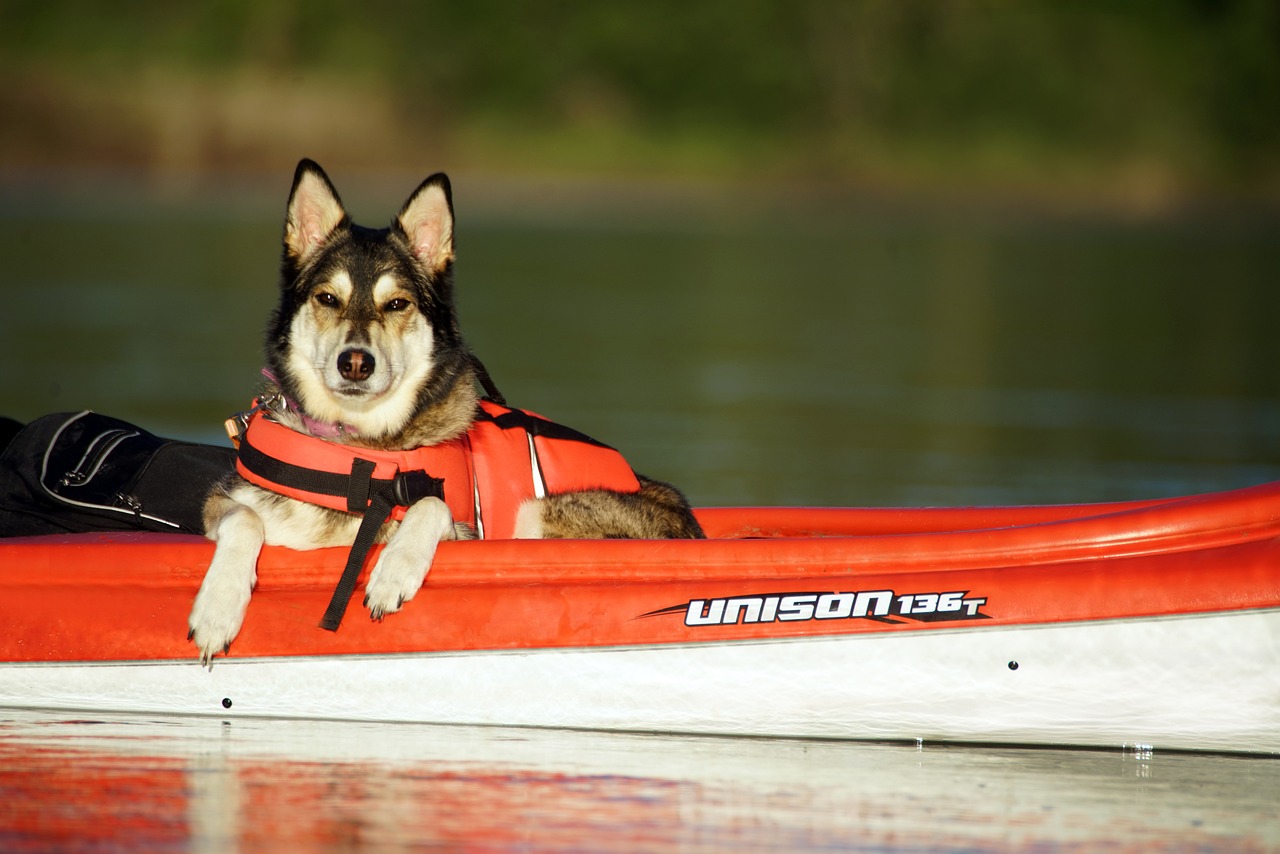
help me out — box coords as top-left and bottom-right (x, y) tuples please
(187, 159), (703, 664)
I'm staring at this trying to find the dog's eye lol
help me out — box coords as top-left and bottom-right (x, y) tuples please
(383, 298), (411, 312)
(314, 292), (340, 308)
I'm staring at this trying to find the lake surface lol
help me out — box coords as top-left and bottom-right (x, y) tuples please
(2, 179), (1277, 508)
(1, 178), (1278, 849)
(3, 710), (1279, 852)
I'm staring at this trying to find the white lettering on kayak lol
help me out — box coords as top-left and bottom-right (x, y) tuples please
(644, 590), (989, 626)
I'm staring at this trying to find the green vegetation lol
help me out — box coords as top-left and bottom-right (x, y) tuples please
(2, 0), (1277, 204)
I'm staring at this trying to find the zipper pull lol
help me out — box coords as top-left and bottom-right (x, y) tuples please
(114, 493), (143, 515)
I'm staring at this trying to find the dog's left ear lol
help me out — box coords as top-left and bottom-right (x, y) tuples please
(285, 159), (348, 265)
(396, 173), (454, 273)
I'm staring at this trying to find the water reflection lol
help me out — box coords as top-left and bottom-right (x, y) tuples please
(2, 710), (1277, 852)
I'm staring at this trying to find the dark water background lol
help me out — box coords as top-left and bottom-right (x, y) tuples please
(1, 181), (1278, 850)
(2, 181), (1277, 508)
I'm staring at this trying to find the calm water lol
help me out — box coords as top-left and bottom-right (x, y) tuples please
(2, 710), (1279, 852)
(1, 180), (1278, 849)
(2, 182), (1278, 507)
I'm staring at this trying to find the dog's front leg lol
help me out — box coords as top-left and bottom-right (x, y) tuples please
(189, 503), (264, 665)
(364, 496), (455, 620)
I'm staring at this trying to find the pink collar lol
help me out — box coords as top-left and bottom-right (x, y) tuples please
(260, 368), (359, 438)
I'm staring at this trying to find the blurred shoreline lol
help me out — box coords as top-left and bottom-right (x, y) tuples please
(4, 0), (1278, 223)
(3, 157), (1277, 235)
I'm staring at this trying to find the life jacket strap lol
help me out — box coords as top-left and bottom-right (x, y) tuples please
(321, 472), (393, 632)
(238, 427), (446, 513)
(237, 432), (446, 632)
(317, 458), (447, 632)
(469, 352), (506, 406)
(345, 458), (375, 513)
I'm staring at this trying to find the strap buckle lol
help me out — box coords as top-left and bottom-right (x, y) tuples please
(392, 469), (445, 506)
(223, 393), (283, 448)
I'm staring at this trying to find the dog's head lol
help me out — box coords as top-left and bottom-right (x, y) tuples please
(265, 159), (472, 442)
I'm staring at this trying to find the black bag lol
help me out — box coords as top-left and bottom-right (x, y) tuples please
(0, 411), (235, 537)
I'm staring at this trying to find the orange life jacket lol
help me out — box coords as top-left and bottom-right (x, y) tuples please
(235, 398), (642, 540)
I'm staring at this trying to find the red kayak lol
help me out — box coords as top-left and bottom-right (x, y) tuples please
(2, 482), (1278, 753)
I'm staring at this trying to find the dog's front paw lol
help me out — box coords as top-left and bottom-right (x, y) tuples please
(363, 544), (425, 621)
(363, 497), (453, 620)
(366, 558), (414, 617)
(188, 566), (254, 666)
(190, 500), (264, 665)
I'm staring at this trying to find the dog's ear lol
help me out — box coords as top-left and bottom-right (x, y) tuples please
(284, 159), (347, 264)
(395, 173), (454, 273)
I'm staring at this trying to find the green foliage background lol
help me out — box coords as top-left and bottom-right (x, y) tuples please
(2, 0), (1278, 204)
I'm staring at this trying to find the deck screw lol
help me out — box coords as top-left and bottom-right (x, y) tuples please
(222, 697), (233, 709)
(1007, 661), (1019, 671)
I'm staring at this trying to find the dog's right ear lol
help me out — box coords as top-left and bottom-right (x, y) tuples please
(284, 159), (347, 264)
(395, 173), (454, 274)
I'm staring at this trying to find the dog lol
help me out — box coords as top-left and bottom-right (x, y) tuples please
(187, 159), (704, 664)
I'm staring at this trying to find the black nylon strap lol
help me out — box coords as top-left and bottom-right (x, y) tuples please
(320, 485), (394, 631)
(469, 352), (506, 405)
(239, 428), (446, 512)
(237, 428), (450, 631)
(474, 405), (615, 448)
(346, 458), (375, 512)
(239, 430), (363, 500)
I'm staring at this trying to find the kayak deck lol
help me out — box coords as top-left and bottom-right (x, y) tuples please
(1, 482), (1278, 752)
(1, 481), (1278, 661)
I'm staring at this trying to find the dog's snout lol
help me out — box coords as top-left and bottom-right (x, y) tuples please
(337, 348), (376, 382)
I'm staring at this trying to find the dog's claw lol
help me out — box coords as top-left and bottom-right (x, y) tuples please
(366, 593), (406, 623)
(187, 625), (233, 667)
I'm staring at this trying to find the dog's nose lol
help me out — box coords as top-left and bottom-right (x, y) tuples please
(337, 348), (376, 382)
